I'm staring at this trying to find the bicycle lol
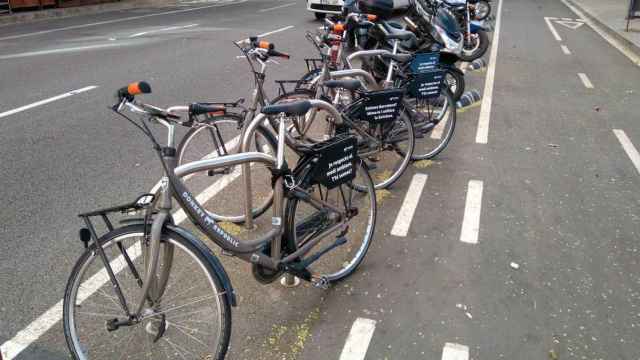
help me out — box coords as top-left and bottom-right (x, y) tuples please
(63, 82), (376, 359)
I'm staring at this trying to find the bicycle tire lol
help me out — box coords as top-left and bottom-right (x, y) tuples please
(284, 160), (376, 282)
(404, 86), (457, 160)
(63, 224), (232, 360)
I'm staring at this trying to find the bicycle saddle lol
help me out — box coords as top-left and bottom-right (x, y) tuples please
(324, 79), (363, 91)
(262, 100), (312, 116)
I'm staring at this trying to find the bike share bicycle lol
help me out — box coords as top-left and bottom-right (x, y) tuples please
(63, 82), (377, 359)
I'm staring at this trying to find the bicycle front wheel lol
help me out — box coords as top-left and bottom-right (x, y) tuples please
(63, 225), (232, 360)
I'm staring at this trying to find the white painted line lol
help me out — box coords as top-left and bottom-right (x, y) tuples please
(0, 86), (98, 119)
(442, 343), (470, 360)
(237, 25), (295, 44)
(258, 2), (295, 12)
(475, 0), (503, 144)
(460, 180), (483, 244)
(390, 174), (428, 237)
(562, 17), (574, 21)
(613, 129), (640, 175)
(544, 16), (562, 41)
(561, 44), (572, 55)
(431, 112), (450, 139)
(0, 137), (250, 359)
(0, 0), (247, 41)
(128, 23), (198, 38)
(339, 318), (377, 360)
(258, 25), (294, 37)
(0, 44), (126, 60)
(577, 73), (594, 88)
(560, 0), (640, 66)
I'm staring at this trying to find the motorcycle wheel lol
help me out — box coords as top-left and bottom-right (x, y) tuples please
(459, 29), (489, 62)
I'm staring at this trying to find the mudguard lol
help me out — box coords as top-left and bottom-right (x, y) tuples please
(166, 224), (238, 306)
(469, 20), (486, 32)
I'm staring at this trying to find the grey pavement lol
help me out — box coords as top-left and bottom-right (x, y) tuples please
(565, 0), (640, 57)
(1, 0), (640, 359)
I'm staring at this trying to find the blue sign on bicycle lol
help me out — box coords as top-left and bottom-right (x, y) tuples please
(410, 69), (445, 99)
(410, 52), (440, 74)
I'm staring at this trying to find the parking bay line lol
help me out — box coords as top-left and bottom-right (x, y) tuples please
(475, 0), (503, 144)
(431, 112), (450, 139)
(561, 44), (572, 55)
(442, 342), (470, 360)
(613, 129), (640, 175)
(0, 86), (98, 119)
(577, 72), (594, 88)
(390, 174), (428, 237)
(339, 318), (377, 360)
(460, 180), (484, 244)
(0, 135), (261, 359)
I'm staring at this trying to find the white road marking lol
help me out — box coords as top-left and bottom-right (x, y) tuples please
(442, 343), (470, 360)
(460, 180), (483, 244)
(237, 25), (295, 44)
(339, 318), (377, 360)
(560, 0), (640, 66)
(0, 132), (267, 359)
(555, 20), (584, 30)
(128, 23), (198, 38)
(0, 86), (98, 119)
(431, 111), (450, 139)
(0, 44), (127, 60)
(0, 0), (247, 41)
(258, 2), (295, 12)
(577, 72), (594, 88)
(561, 44), (572, 55)
(390, 174), (428, 237)
(613, 129), (640, 175)
(475, 0), (503, 144)
(544, 16), (562, 41)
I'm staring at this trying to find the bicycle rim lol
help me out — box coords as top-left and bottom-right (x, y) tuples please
(405, 89), (457, 160)
(63, 227), (230, 359)
(359, 113), (415, 189)
(285, 161), (376, 282)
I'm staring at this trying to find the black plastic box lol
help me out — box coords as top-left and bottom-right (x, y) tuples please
(357, 0), (394, 18)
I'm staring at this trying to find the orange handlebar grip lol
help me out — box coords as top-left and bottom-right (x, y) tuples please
(127, 82), (142, 96)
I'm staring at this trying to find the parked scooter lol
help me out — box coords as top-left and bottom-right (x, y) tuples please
(438, 0), (489, 61)
(362, 0), (466, 100)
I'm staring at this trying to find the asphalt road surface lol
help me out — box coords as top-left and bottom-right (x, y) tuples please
(1, 0), (640, 359)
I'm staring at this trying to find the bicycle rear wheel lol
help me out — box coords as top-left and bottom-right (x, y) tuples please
(63, 225), (231, 360)
(403, 87), (457, 160)
(284, 160), (376, 282)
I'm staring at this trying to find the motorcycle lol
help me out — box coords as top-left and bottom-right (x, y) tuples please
(438, 0), (490, 61)
(363, 0), (466, 100)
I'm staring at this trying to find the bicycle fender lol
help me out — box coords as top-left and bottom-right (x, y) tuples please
(166, 224), (238, 307)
